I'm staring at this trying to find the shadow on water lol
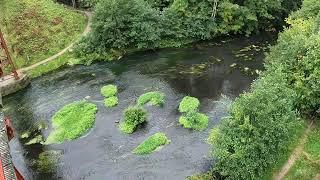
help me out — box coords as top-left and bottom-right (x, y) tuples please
(3, 32), (276, 180)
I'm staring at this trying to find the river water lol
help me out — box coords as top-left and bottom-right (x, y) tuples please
(3, 33), (276, 180)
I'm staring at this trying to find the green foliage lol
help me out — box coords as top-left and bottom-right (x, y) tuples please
(104, 96), (118, 107)
(0, 0), (86, 68)
(76, 0), (301, 63)
(178, 96), (200, 113)
(189, 172), (216, 180)
(285, 157), (319, 179)
(137, 91), (165, 106)
(100, 85), (117, 97)
(212, 72), (304, 179)
(179, 111), (209, 131)
(119, 106), (147, 134)
(132, 132), (170, 154)
(46, 100), (97, 144)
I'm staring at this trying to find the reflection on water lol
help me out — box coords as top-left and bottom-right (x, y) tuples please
(3, 32), (276, 180)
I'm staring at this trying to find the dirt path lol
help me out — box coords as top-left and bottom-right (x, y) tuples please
(20, 11), (92, 72)
(273, 121), (315, 180)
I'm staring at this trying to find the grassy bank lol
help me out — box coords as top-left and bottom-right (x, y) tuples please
(0, 0), (86, 69)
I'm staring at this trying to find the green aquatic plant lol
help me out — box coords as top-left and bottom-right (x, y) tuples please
(179, 111), (209, 131)
(119, 106), (147, 134)
(45, 100), (98, 144)
(104, 96), (118, 107)
(178, 96), (200, 113)
(137, 91), (165, 106)
(133, 132), (170, 155)
(101, 84), (118, 97)
(25, 135), (45, 145)
(37, 150), (62, 173)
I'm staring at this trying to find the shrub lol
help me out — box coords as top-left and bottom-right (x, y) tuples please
(104, 96), (118, 107)
(178, 96), (200, 113)
(132, 132), (170, 154)
(211, 72), (304, 179)
(137, 91), (165, 106)
(46, 100), (97, 144)
(179, 111), (209, 131)
(119, 106), (147, 134)
(101, 85), (117, 97)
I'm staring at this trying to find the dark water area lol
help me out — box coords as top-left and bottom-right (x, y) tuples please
(3, 32), (276, 180)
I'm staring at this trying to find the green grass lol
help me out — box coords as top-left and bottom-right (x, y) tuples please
(285, 157), (319, 180)
(179, 96), (200, 113)
(137, 91), (165, 106)
(132, 132), (170, 155)
(27, 51), (73, 78)
(45, 100), (97, 144)
(104, 96), (118, 107)
(0, 0), (86, 68)
(179, 112), (209, 131)
(119, 106), (147, 134)
(284, 122), (320, 179)
(189, 172), (216, 180)
(101, 85), (118, 97)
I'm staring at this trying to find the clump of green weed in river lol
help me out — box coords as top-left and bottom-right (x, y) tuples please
(104, 96), (118, 107)
(119, 106), (147, 134)
(133, 132), (170, 154)
(137, 91), (165, 106)
(179, 111), (208, 131)
(101, 84), (118, 97)
(45, 100), (97, 144)
(178, 96), (200, 113)
(178, 96), (208, 130)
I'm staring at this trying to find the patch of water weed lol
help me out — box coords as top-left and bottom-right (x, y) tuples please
(37, 150), (62, 173)
(137, 91), (165, 106)
(133, 132), (170, 155)
(45, 100), (98, 144)
(119, 106), (147, 134)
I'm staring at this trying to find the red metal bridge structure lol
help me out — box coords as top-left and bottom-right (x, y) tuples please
(0, 28), (19, 80)
(0, 28), (24, 180)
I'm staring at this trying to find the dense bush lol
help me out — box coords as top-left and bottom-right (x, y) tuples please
(119, 106), (147, 134)
(46, 100), (98, 144)
(266, 9), (320, 114)
(211, 72), (304, 179)
(178, 96), (200, 113)
(137, 91), (165, 106)
(75, 0), (302, 63)
(100, 85), (117, 97)
(179, 111), (209, 131)
(133, 132), (170, 154)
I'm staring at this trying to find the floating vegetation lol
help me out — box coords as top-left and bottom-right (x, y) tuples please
(104, 96), (118, 107)
(179, 96), (200, 113)
(230, 63), (237, 68)
(119, 106), (147, 134)
(178, 96), (209, 130)
(45, 100), (98, 144)
(37, 150), (62, 173)
(179, 111), (209, 131)
(133, 133), (170, 155)
(233, 43), (269, 61)
(101, 85), (118, 97)
(25, 135), (45, 145)
(137, 91), (165, 106)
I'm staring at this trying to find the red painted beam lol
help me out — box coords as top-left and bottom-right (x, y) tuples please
(0, 158), (5, 180)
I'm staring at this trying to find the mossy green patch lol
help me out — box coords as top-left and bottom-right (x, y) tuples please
(179, 96), (200, 113)
(45, 100), (97, 144)
(137, 91), (165, 106)
(37, 150), (62, 173)
(179, 112), (209, 131)
(189, 171), (216, 180)
(101, 85), (118, 97)
(104, 96), (118, 107)
(119, 106), (147, 134)
(133, 132), (170, 154)
(305, 125), (320, 160)
(25, 135), (45, 145)
(285, 157), (319, 180)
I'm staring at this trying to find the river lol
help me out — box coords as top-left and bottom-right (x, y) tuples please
(3, 32), (276, 180)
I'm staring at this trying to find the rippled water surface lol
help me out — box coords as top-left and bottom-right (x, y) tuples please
(4, 33), (276, 180)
